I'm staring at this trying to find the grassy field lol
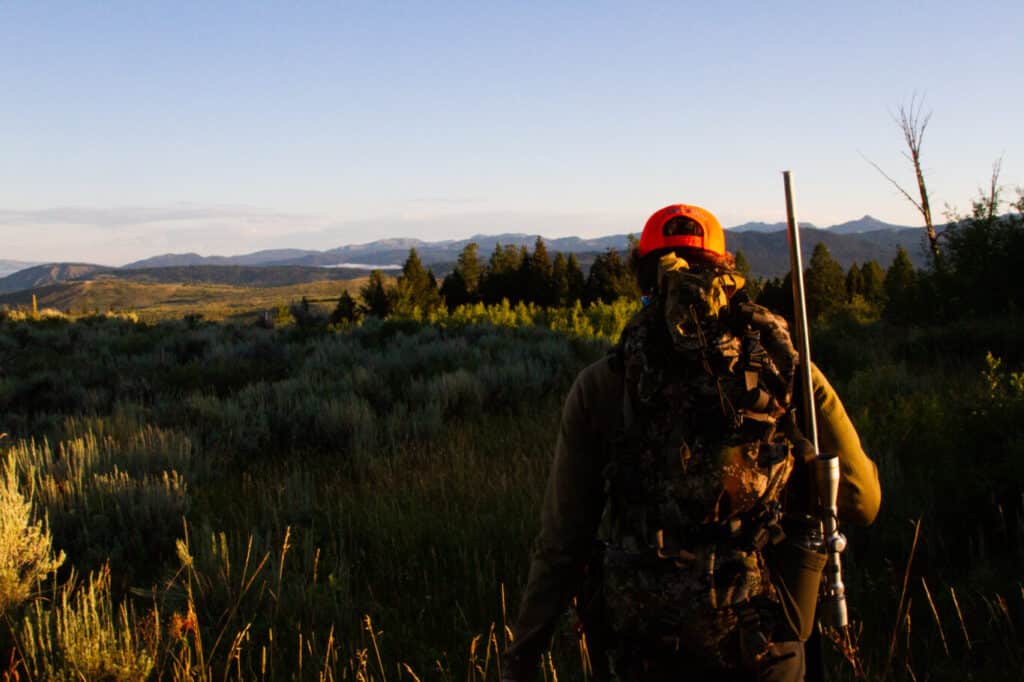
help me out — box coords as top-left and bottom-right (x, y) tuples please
(0, 306), (1021, 680)
(0, 276), (371, 322)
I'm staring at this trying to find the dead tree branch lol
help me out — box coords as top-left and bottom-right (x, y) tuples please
(864, 95), (941, 262)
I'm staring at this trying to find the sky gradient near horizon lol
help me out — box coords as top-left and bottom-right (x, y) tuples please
(2, 1), (1022, 265)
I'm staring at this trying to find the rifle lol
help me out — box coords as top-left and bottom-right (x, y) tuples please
(783, 171), (849, 676)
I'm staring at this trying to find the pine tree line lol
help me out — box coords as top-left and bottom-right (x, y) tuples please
(751, 242), (951, 324)
(335, 192), (1024, 327)
(336, 238), (639, 322)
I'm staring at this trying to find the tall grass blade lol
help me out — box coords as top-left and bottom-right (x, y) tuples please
(883, 517), (921, 682)
(921, 577), (950, 656)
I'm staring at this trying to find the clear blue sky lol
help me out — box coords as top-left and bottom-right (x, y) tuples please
(2, 1), (1021, 265)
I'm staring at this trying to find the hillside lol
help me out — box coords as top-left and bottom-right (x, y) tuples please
(123, 249), (323, 269)
(730, 227), (932, 278)
(0, 263), (112, 294)
(111, 265), (373, 287)
(0, 264), (374, 295)
(0, 277), (370, 321)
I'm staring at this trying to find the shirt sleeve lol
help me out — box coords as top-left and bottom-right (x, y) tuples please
(505, 360), (612, 675)
(813, 363), (882, 526)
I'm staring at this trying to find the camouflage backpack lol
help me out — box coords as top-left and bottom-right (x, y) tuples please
(601, 253), (799, 669)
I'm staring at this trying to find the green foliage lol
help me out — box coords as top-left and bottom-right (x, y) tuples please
(440, 242), (483, 308)
(860, 260), (886, 308)
(289, 296), (329, 336)
(5, 423), (192, 585)
(0, 312), (614, 678)
(550, 252), (571, 307)
(329, 290), (362, 326)
(845, 261), (864, 301)
(3, 294), (1024, 679)
(565, 253), (585, 304)
(735, 250), (763, 301)
(524, 237), (554, 306)
(392, 248), (443, 317)
(479, 242), (526, 305)
(734, 250), (752, 278)
(359, 270), (392, 318)
(804, 242), (846, 319)
(883, 247), (918, 323)
(936, 187), (1024, 317)
(444, 240), (593, 310)
(755, 273), (793, 319)
(584, 248), (638, 304)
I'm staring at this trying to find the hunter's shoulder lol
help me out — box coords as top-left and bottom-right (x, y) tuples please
(572, 353), (624, 399)
(563, 354), (624, 426)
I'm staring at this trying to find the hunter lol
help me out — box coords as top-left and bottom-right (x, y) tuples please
(503, 204), (881, 681)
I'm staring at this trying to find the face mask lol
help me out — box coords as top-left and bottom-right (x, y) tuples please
(656, 253), (745, 352)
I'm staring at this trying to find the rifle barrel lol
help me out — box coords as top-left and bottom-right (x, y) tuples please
(783, 171), (819, 451)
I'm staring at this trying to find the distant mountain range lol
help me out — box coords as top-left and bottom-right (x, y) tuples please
(1, 215), (931, 296)
(726, 214), (914, 235)
(121, 233), (630, 270)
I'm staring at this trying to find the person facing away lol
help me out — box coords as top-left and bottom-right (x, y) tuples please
(502, 204), (882, 681)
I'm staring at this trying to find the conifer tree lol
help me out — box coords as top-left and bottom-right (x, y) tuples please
(360, 270), (393, 318)
(585, 249), (638, 304)
(527, 237), (553, 306)
(440, 270), (467, 309)
(512, 245), (530, 303)
(860, 260), (887, 308)
(733, 250), (762, 301)
(566, 253), (585, 305)
(845, 262), (864, 302)
(734, 251), (752, 278)
(394, 248), (442, 315)
(884, 247), (917, 322)
(455, 243), (482, 298)
(804, 243), (845, 319)
(330, 290), (362, 325)
(551, 252), (570, 307)
(480, 243), (512, 304)
(755, 275), (794, 320)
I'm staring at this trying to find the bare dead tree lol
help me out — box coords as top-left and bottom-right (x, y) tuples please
(863, 95), (941, 261)
(981, 157), (1003, 221)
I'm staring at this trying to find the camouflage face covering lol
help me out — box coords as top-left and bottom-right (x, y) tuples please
(657, 253), (745, 353)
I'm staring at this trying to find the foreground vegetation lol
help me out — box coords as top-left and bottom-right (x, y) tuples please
(0, 296), (1022, 680)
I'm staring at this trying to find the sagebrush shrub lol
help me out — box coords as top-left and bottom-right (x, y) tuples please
(0, 454), (65, 615)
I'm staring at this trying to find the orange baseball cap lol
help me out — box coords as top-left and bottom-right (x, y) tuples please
(637, 204), (726, 258)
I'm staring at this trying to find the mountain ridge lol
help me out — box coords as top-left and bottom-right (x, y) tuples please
(1, 217), (932, 296)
